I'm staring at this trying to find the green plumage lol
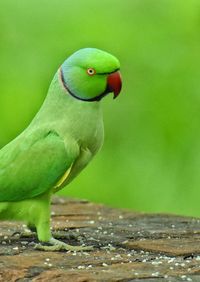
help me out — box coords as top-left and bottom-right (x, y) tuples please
(0, 48), (121, 250)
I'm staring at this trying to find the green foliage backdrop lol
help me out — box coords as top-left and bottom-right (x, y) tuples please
(0, 0), (200, 216)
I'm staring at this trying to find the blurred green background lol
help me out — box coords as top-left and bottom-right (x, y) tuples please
(0, 0), (200, 217)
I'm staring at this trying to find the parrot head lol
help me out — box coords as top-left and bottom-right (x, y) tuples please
(60, 48), (122, 102)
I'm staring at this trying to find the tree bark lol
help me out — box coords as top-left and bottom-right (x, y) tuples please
(0, 197), (199, 281)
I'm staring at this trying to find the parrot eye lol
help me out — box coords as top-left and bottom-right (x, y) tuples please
(87, 68), (96, 76)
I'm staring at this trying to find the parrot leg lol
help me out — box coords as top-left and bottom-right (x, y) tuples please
(33, 195), (93, 252)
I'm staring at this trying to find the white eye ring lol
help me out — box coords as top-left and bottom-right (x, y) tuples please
(87, 68), (96, 76)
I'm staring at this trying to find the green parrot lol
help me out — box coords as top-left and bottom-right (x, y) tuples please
(0, 48), (122, 251)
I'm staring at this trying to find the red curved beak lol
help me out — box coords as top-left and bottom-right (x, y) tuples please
(107, 71), (122, 99)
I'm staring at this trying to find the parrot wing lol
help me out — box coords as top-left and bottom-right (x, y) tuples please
(0, 129), (79, 202)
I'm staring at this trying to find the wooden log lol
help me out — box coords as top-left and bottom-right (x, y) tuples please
(0, 197), (199, 281)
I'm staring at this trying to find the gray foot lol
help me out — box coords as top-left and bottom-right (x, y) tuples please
(12, 230), (34, 238)
(34, 237), (93, 252)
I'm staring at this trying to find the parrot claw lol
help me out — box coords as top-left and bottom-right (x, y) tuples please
(34, 237), (93, 252)
(12, 230), (34, 238)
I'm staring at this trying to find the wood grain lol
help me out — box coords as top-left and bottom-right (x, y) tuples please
(0, 197), (199, 281)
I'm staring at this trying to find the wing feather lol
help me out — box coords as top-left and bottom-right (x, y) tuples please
(0, 130), (78, 201)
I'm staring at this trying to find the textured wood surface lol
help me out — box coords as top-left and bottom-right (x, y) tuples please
(0, 197), (199, 281)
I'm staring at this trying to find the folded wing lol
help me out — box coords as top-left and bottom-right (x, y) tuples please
(0, 130), (78, 202)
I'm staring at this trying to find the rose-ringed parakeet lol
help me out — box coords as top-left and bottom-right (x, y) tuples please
(0, 48), (122, 251)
